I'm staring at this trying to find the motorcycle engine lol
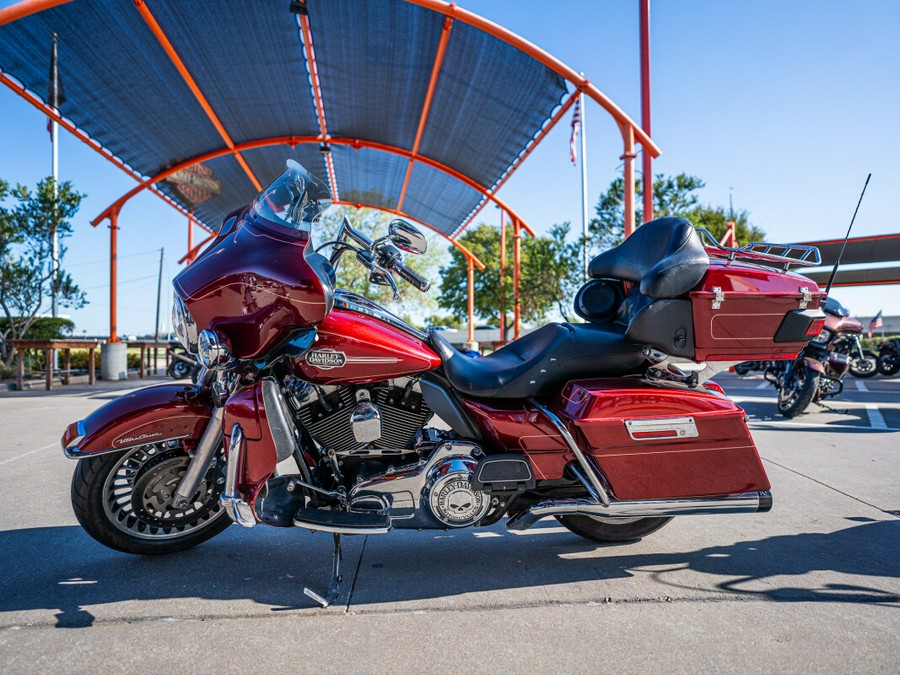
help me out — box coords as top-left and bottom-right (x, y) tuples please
(286, 378), (433, 474)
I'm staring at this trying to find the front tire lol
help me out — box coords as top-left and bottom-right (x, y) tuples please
(71, 441), (231, 555)
(778, 364), (819, 418)
(849, 350), (878, 378)
(556, 515), (672, 543)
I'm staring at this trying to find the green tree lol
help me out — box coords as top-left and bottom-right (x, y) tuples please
(0, 177), (86, 365)
(591, 171), (764, 250)
(312, 205), (447, 325)
(437, 222), (581, 339)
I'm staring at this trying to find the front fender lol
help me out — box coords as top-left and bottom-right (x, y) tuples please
(61, 384), (214, 459)
(802, 356), (826, 374)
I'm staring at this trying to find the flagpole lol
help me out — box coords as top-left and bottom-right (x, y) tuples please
(50, 33), (60, 320)
(579, 87), (589, 280)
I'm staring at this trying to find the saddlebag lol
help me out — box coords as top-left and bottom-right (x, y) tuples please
(555, 378), (770, 501)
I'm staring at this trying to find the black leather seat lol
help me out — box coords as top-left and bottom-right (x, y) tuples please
(589, 217), (709, 298)
(430, 323), (645, 399)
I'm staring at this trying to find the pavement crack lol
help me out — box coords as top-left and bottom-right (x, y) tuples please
(761, 455), (898, 518)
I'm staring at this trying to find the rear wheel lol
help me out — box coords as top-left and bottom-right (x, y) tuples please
(848, 350), (878, 378)
(71, 441), (231, 555)
(777, 364), (819, 418)
(555, 515), (672, 543)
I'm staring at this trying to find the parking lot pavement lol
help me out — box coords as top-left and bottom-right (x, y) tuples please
(0, 376), (897, 672)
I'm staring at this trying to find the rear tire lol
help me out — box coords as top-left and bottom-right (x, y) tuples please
(555, 515), (672, 543)
(71, 442), (231, 555)
(849, 350), (878, 378)
(778, 364), (819, 418)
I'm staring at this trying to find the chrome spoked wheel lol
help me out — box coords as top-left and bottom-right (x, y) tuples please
(102, 442), (225, 540)
(72, 440), (232, 555)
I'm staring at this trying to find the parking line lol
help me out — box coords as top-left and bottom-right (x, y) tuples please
(756, 381), (770, 390)
(856, 380), (869, 392)
(866, 405), (887, 430)
(750, 419), (899, 432)
(0, 443), (57, 466)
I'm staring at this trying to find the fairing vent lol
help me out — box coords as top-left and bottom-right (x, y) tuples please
(294, 385), (432, 453)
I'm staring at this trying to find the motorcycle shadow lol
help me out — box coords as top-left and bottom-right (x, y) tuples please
(0, 518), (897, 627)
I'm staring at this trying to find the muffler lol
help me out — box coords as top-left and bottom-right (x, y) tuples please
(506, 491), (772, 531)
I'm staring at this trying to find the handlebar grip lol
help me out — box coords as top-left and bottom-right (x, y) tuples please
(394, 262), (431, 292)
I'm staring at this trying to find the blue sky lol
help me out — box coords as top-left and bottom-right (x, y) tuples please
(1, 0), (898, 334)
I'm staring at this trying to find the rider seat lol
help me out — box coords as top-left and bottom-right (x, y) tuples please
(430, 323), (645, 399)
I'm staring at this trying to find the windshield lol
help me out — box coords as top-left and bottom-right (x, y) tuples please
(824, 296), (849, 317)
(251, 159), (332, 231)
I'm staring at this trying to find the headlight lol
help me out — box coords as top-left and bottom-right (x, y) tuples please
(172, 293), (199, 353)
(198, 329), (231, 367)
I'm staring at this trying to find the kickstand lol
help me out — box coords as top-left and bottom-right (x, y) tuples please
(815, 401), (850, 415)
(303, 533), (343, 608)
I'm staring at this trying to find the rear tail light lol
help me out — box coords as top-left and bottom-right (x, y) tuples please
(805, 317), (826, 336)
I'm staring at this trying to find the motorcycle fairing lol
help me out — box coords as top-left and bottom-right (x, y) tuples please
(61, 384), (214, 458)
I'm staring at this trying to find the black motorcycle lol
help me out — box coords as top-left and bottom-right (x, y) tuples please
(876, 337), (900, 377)
(166, 345), (201, 382)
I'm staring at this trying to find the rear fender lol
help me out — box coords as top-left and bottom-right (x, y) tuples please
(62, 384), (214, 458)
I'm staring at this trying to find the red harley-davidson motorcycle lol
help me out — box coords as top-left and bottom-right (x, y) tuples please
(62, 161), (825, 606)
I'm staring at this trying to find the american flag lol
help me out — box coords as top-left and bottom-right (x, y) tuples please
(868, 309), (883, 338)
(569, 97), (581, 165)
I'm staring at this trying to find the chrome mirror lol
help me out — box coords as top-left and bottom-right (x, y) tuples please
(389, 219), (427, 255)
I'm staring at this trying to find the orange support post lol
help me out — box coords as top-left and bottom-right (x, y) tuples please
(109, 209), (119, 342)
(187, 211), (194, 263)
(621, 125), (637, 238)
(499, 210), (506, 339)
(0, 0), (72, 27)
(640, 0), (654, 223)
(513, 218), (521, 339)
(466, 257), (475, 344)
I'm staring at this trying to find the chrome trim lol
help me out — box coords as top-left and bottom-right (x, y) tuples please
(334, 290), (428, 340)
(529, 399), (610, 507)
(64, 433), (192, 460)
(507, 491), (771, 531)
(625, 416), (698, 441)
(197, 329), (230, 368)
(220, 424), (256, 527)
(291, 519), (391, 536)
(172, 407), (224, 509)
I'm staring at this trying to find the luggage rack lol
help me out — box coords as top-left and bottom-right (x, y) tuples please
(696, 229), (821, 270)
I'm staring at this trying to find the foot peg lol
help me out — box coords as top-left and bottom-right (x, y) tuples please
(304, 533), (343, 608)
(293, 507), (391, 534)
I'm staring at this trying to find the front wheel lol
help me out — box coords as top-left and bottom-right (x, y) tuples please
(555, 515), (672, 543)
(71, 441), (231, 555)
(849, 350), (878, 378)
(878, 353), (900, 377)
(777, 364), (819, 418)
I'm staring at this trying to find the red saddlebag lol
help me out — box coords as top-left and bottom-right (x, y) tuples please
(555, 378), (770, 501)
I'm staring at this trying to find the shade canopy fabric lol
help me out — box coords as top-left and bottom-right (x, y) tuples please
(0, 0), (570, 236)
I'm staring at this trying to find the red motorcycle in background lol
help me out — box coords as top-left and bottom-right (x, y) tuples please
(61, 161), (825, 606)
(766, 296), (876, 417)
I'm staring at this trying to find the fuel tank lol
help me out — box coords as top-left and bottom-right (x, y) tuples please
(826, 313), (863, 334)
(173, 214), (331, 359)
(292, 307), (441, 385)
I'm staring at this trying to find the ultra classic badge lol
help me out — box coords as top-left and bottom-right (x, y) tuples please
(305, 349), (347, 370)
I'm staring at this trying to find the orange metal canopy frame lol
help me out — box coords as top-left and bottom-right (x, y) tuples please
(0, 0), (658, 342)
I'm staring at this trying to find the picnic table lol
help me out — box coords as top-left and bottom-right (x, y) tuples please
(11, 339), (102, 391)
(128, 340), (173, 378)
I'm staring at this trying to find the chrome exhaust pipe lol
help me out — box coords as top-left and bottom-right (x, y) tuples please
(506, 491), (772, 531)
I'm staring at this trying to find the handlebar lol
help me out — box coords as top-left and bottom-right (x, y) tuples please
(392, 260), (431, 292)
